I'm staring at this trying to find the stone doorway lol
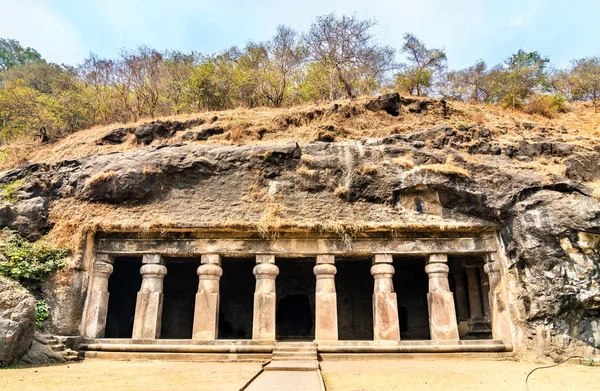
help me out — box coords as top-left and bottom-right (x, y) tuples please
(160, 258), (198, 339)
(218, 258), (255, 339)
(336, 258), (374, 340)
(393, 256), (431, 340)
(449, 255), (492, 340)
(105, 256), (142, 338)
(276, 258), (315, 340)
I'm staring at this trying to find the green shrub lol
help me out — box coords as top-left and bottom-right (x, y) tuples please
(0, 230), (68, 281)
(35, 299), (49, 329)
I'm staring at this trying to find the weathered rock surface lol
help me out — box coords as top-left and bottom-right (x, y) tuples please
(16, 335), (65, 366)
(0, 275), (35, 367)
(0, 101), (599, 359)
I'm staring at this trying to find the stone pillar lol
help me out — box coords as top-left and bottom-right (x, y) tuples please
(479, 264), (491, 320)
(371, 254), (400, 341)
(192, 254), (222, 340)
(465, 264), (484, 320)
(314, 255), (338, 341)
(82, 253), (114, 338)
(452, 271), (470, 321)
(132, 254), (167, 339)
(252, 255), (279, 340)
(425, 254), (459, 341)
(484, 253), (512, 343)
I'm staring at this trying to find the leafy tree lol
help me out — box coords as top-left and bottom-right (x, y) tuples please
(501, 49), (549, 108)
(0, 38), (42, 71)
(304, 14), (395, 99)
(396, 33), (446, 96)
(569, 57), (600, 112)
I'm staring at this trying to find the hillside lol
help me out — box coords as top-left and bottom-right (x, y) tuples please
(0, 93), (599, 361)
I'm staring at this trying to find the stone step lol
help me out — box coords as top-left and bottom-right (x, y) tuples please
(50, 344), (65, 352)
(274, 342), (316, 347)
(272, 352), (318, 358)
(82, 351), (270, 362)
(264, 361), (319, 371)
(272, 346), (316, 352)
(271, 357), (318, 362)
(273, 353), (317, 360)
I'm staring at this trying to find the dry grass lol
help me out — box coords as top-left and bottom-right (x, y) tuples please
(513, 157), (567, 180)
(334, 184), (349, 199)
(354, 163), (378, 176)
(1, 96), (599, 174)
(296, 165), (318, 179)
(84, 170), (117, 187)
(411, 156), (470, 177)
(588, 180), (600, 200)
(390, 156), (415, 169)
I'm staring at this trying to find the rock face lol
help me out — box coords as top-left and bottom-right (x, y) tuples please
(0, 96), (599, 360)
(0, 276), (35, 367)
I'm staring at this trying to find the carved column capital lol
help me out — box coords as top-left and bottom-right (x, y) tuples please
(253, 263), (279, 279)
(197, 264), (223, 279)
(314, 263), (337, 279)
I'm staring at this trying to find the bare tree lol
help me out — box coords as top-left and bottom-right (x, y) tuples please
(260, 25), (306, 107)
(304, 14), (395, 99)
(120, 46), (164, 118)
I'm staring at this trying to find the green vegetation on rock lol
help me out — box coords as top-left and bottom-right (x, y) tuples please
(0, 179), (23, 202)
(0, 230), (68, 282)
(35, 299), (49, 329)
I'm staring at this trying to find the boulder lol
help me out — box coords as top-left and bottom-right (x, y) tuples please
(365, 93), (401, 116)
(564, 152), (600, 182)
(17, 336), (64, 366)
(0, 275), (35, 367)
(96, 127), (132, 145)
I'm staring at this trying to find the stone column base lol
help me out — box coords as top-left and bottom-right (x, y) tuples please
(427, 291), (459, 341)
(253, 292), (276, 340)
(192, 292), (220, 340)
(83, 291), (110, 338)
(315, 293), (338, 341)
(132, 292), (164, 339)
(373, 292), (400, 341)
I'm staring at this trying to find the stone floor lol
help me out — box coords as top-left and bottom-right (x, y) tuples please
(1, 358), (598, 391)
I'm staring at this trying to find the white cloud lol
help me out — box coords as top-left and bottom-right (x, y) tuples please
(0, 0), (87, 65)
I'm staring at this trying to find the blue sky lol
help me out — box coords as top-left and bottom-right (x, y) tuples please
(0, 0), (598, 69)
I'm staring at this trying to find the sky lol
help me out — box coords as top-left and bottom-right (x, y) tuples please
(0, 0), (598, 70)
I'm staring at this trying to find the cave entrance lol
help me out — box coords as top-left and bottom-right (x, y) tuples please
(160, 258), (198, 339)
(336, 258), (374, 341)
(393, 256), (430, 340)
(105, 256), (142, 338)
(276, 258), (315, 340)
(218, 257), (255, 339)
(449, 255), (492, 340)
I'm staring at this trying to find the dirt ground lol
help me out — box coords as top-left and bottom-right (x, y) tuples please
(0, 360), (261, 391)
(1, 358), (599, 391)
(321, 358), (600, 391)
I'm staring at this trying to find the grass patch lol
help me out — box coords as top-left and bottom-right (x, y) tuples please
(0, 179), (24, 202)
